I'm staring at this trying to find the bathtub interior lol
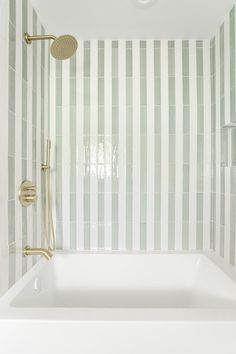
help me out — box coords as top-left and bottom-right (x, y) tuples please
(8, 253), (236, 309)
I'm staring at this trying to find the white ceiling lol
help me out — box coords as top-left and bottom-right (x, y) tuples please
(30, 0), (235, 39)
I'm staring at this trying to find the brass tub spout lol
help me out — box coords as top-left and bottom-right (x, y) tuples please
(23, 246), (53, 260)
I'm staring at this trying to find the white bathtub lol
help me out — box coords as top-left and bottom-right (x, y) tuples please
(0, 252), (236, 354)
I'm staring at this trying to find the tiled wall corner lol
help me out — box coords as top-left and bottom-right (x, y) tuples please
(211, 5), (236, 267)
(0, 0), (50, 296)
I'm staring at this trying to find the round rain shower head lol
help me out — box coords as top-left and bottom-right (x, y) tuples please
(50, 35), (78, 60)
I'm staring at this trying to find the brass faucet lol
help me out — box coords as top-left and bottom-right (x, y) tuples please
(23, 246), (53, 260)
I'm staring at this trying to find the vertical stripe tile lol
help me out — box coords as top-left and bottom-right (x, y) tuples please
(160, 40), (169, 250)
(132, 40), (141, 250)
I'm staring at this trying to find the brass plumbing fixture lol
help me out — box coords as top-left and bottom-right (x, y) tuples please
(18, 180), (38, 207)
(24, 32), (78, 60)
(23, 246), (53, 261)
(42, 139), (56, 252)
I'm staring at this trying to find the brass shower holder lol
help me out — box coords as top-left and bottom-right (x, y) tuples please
(18, 180), (38, 207)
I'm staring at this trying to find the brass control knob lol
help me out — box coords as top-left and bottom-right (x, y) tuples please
(18, 180), (38, 207)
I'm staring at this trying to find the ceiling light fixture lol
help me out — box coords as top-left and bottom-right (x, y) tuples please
(132, 0), (157, 9)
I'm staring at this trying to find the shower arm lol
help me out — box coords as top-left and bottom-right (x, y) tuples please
(25, 33), (56, 44)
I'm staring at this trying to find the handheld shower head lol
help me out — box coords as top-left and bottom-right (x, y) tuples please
(24, 33), (78, 60)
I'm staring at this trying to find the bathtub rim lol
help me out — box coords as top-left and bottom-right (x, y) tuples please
(1, 250), (236, 322)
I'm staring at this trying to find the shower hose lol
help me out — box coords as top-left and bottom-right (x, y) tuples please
(42, 139), (56, 252)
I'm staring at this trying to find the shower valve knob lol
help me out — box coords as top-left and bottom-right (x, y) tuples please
(18, 180), (38, 207)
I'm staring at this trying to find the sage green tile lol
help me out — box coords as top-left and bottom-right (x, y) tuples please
(220, 225), (224, 258)
(197, 193), (203, 221)
(112, 194), (118, 222)
(8, 156), (15, 200)
(183, 106), (190, 134)
(197, 163), (204, 193)
(168, 222), (175, 250)
(84, 49), (90, 77)
(112, 223), (118, 250)
(70, 106), (76, 137)
(9, 67), (15, 113)
(84, 78), (90, 106)
(8, 244), (16, 288)
(183, 77), (189, 105)
(140, 106), (147, 135)
(98, 78), (104, 106)
(196, 222), (203, 250)
(70, 78), (76, 105)
(56, 77), (62, 106)
(126, 106), (132, 135)
(112, 47), (118, 78)
(140, 48), (146, 77)
(126, 48), (132, 77)
(126, 222), (132, 250)
(197, 105), (204, 134)
(182, 47), (189, 77)
(155, 106), (161, 133)
(9, 22), (16, 70)
(197, 77), (204, 105)
(22, 0), (28, 34)
(70, 54), (76, 77)
(140, 77), (147, 105)
(232, 129), (236, 165)
(154, 78), (161, 105)
(155, 164), (161, 194)
(126, 77), (133, 105)
(168, 48), (175, 77)
(169, 106), (175, 134)
(183, 164), (189, 193)
(126, 194), (132, 223)
(154, 47), (161, 77)
(84, 106), (90, 135)
(182, 222), (189, 250)
(169, 164), (175, 193)
(155, 134), (161, 164)
(84, 194), (90, 223)
(98, 194), (104, 222)
(8, 200), (15, 244)
(169, 134), (175, 164)
(140, 223), (146, 250)
(69, 194), (76, 221)
(126, 165), (132, 193)
(154, 194), (161, 221)
(98, 223), (105, 249)
(154, 221), (161, 250)
(98, 48), (104, 77)
(197, 48), (203, 77)
(8, 111), (15, 157)
(70, 222), (76, 249)
(221, 129), (228, 166)
(84, 223), (90, 250)
(183, 193), (189, 221)
(98, 107), (104, 134)
(140, 194), (147, 223)
(22, 42), (27, 86)
(197, 134), (204, 163)
(56, 221), (63, 249)
(112, 107), (118, 134)
(168, 194), (175, 221)
(183, 135), (189, 163)
(112, 78), (118, 106)
(10, 0), (16, 26)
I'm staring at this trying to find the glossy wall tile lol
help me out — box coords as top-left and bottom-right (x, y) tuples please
(0, 0), (50, 296)
(50, 39), (212, 252)
(211, 6), (236, 267)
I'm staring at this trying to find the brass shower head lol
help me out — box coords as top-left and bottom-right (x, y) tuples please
(24, 33), (78, 60)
